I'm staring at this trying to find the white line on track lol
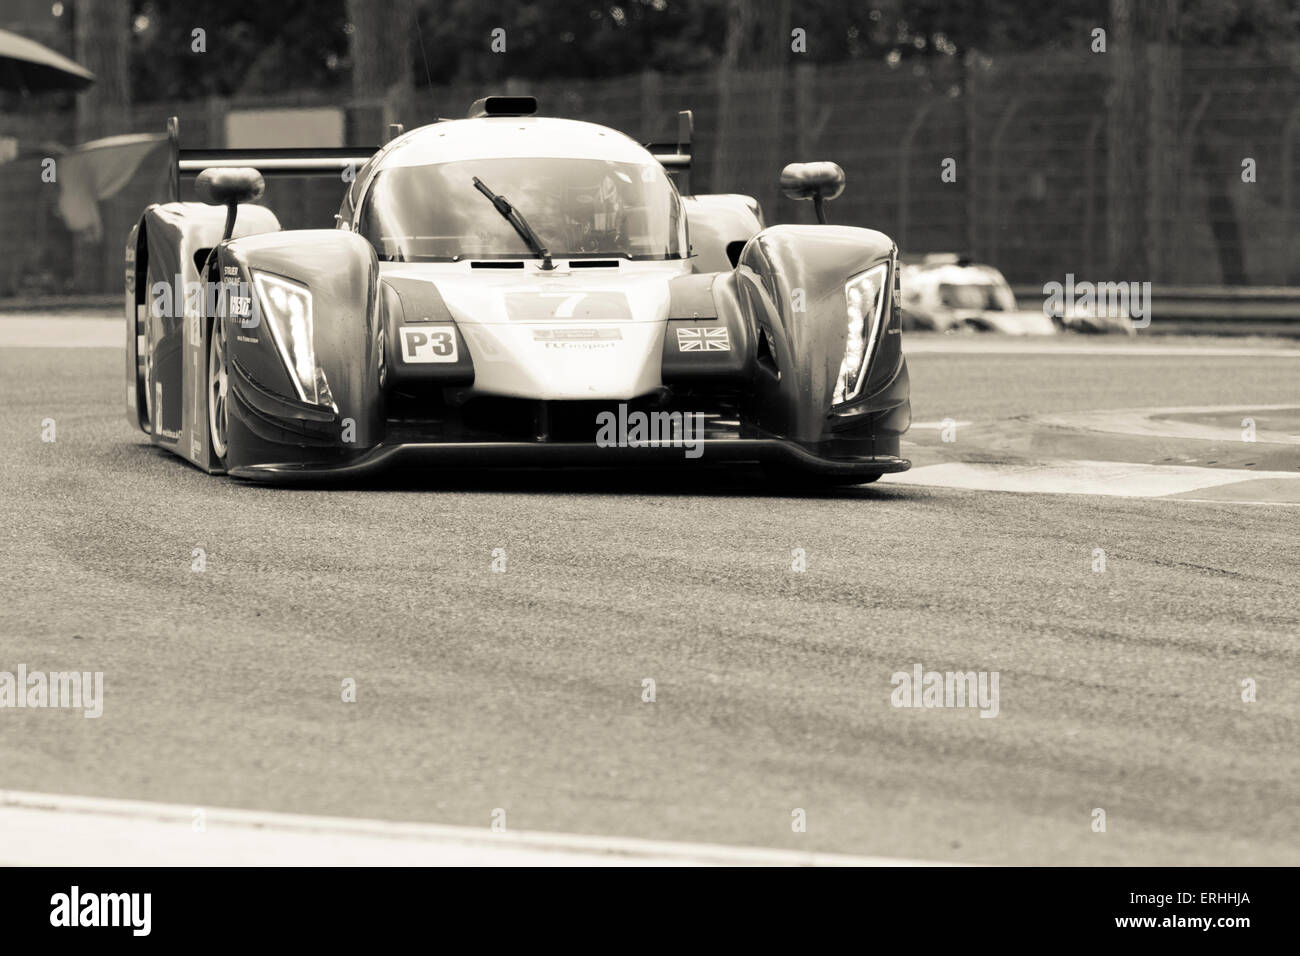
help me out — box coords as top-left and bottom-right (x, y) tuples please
(904, 339), (1300, 358)
(1033, 404), (1300, 443)
(0, 790), (954, 867)
(0, 317), (122, 348)
(910, 420), (972, 430)
(884, 459), (1300, 499)
(1173, 497), (1300, 507)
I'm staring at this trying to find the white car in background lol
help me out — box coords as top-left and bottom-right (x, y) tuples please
(899, 254), (1056, 334)
(899, 254), (1135, 335)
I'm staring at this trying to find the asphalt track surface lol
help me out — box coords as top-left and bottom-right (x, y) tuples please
(1, 315), (1297, 865)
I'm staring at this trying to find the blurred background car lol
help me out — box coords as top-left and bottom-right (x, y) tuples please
(899, 253), (1057, 335)
(900, 253), (1138, 335)
(1041, 292), (1139, 335)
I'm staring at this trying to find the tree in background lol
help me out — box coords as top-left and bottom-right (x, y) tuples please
(1145, 0), (1182, 283)
(26, 0), (1300, 292)
(713, 0), (792, 216)
(345, 0), (415, 141)
(75, 0), (130, 139)
(128, 0), (350, 99)
(1105, 0), (1145, 277)
(412, 0), (725, 85)
(346, 0), (413, 101)
(1104, 0), (1257, 282)
(114, 1), (1300, 102)
(73, 0), (131, 291)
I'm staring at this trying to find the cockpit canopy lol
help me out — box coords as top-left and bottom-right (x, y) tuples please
(358, 155), (686, 262)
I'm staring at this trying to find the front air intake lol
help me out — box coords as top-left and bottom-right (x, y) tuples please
(467, 96), (539, 118)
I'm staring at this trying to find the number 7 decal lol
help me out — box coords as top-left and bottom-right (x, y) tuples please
(539, 292), (587, 318)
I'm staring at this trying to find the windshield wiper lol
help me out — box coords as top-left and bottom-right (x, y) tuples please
(472, 177), (555, 271)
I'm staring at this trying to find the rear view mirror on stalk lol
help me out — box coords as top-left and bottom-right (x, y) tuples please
(780, 162), (846, 224)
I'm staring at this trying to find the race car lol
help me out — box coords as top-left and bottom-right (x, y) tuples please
(899, 253), (1137, 335)
(125, 96), (910, 485)
(899, 254), (1057, 335)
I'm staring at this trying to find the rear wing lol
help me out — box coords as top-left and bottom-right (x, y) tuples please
(167, 108), (691, 200)
(166, 115), (378, 202)
(644, 109), (693, 195)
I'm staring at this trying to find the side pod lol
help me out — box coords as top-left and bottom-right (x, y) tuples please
(216, 230), (383, 473)
(126, 202), (281, 469)
(726, 224), (910, 459)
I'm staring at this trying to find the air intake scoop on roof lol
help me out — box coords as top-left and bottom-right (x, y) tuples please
(467, 96), (538, 118)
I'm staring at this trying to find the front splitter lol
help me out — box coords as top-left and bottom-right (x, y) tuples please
(228, 439), (911, 483)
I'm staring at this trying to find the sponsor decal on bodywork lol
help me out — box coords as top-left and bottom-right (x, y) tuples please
(533, 328), (623, 350)
(222, 266), (253, 320)
(150, 273), (259, 329)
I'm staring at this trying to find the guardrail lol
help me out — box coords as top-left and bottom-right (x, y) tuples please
(1011, 285), (1300, 335)
(0, 294), (122, 313)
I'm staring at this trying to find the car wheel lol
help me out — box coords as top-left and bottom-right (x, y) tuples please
(137, 302), (154, 429)
(143, 346), (154, 428)
(208, 319), (230, 464)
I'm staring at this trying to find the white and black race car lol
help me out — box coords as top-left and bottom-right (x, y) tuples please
(125, 96), (910, 485)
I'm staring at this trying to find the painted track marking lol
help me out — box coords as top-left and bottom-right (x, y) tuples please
(885, 459), (1300, 499)
(0, 790), (955, 867)
(0, 317), (123, 348)
(1033, 405), (1300, 444)
(904, 339), (1300, 358)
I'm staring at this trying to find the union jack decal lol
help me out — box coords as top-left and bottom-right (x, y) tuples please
(676, 326), (731, 352)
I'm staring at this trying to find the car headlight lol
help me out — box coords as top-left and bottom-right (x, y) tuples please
(251, 271), (333, 407)
(832, 262), (890, 405)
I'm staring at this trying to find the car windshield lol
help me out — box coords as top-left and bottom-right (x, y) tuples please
(359, 157), (686, 262)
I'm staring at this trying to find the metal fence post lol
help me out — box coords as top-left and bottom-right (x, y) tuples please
(987, 97), (1023, 267)
(1082, 113), (1105, 277)
(640, 70), (661, 142)
(897, 102), (935, 251)
(206, 95), (225, 148)
(1282, 103), (1300, 283)
(794, 62), (813, 158)
(964, 53), (980, 260)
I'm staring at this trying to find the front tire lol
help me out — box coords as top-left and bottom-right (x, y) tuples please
(208, 320), (230, 465)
